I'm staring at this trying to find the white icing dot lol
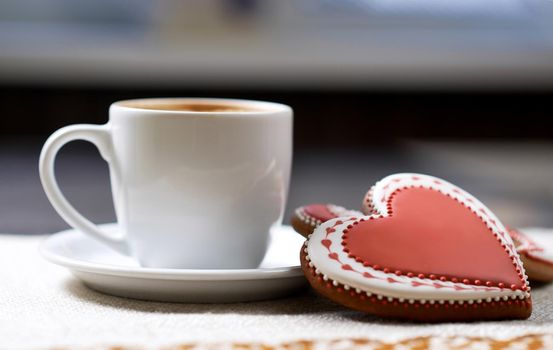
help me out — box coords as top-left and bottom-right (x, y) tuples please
(387, 297), (393, 302)
(420, 300), (426, 305)
(377, 295), (383, 300)
(323, 275), (329, 281)
(486, 297), (492, 302)
(448, 300), (455, 305)
(429, 300), (435, 305)
(344, 285), (350, 291)
(308, 262), (313, 267)
(303, 248), (308, 253)
(477, 299), (482, 304)
(409, 299), (415, 304)
(355, 288), (361, 294)
(502, 295), (509, 301)
(305, 255), (311, 261)
(468, 300), (474, 305)
(519, 294), (525, 300)
(315, 269), (320, 275)
(458, 300), (464, 305)
(366, 292), (372, 297)
(439, 300), (445, 305)
(307, 234), (312, 239)
(332, 280), (339, 287)
(494, 296), (501, 301)
(399, 298), (405, 303)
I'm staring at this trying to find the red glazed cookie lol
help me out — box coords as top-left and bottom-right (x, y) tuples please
(510, 228), (553, 282)
(296, 205), (549, 283)
(292, 204), (362, 238)
(301, 173), (532, 322)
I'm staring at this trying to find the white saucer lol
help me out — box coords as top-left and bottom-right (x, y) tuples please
(40, 224), (307, 303)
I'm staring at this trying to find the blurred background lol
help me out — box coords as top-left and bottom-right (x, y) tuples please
(1, 0), (552, 234)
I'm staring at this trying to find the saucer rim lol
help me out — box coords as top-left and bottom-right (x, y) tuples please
(40, 224), (304, 281)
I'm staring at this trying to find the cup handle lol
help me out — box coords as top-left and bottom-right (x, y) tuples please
(39, 124), (129, 254)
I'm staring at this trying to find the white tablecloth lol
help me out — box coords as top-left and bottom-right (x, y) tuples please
(2, 234), (553, 350)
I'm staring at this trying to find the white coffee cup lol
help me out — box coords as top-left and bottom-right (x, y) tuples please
(39, 98), (293, 269)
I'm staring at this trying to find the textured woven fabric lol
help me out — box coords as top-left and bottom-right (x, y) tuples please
(2, 234), (553, 350)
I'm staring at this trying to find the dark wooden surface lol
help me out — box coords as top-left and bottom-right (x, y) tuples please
(1, 138), (552, 234)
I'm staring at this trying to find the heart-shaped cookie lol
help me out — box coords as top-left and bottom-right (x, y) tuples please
(292, 204), (550, 283)
(302, 173), (531, 321)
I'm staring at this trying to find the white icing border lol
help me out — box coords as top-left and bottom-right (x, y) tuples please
(306, 173), (530, 302)
(295, 207), (322, 228)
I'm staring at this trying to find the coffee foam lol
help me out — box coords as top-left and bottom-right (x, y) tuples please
(121, 102), (261, 113)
